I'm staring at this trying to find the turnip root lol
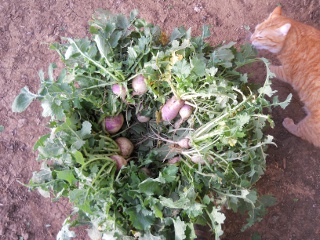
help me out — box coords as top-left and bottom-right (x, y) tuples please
(179, 104), (193, 120)
(132, 75), (147, 95)
(174, 104), (193, 129)
(104, 113), (124, 134)
(150, 130), (191, 149)
(112, 84), (127, 100)
(115, 137), (134, 158)
(137, 113), (150, 123)
(110, 155), (127, 170)
(161, 96), (185, 121)
(167, 156), (181, 164)
(190, 155), (213, 164)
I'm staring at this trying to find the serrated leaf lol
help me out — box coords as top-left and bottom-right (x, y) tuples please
(138, 178), (163, 196)
(12, 87), (38, 112)
(172, 217), (187, 240)
(57, 219), (76, 240)
(127, 206), (155, 231)
(31, 168), (52, 184)
(33, 134), (50, 151)
(160, 196), (189, 209)
(80, 121), (92, 138)
(69, 189), (92, 213)
(172, 59), (191, 78)
(191, 57), (206, 77)
(236, 113), (250, 130)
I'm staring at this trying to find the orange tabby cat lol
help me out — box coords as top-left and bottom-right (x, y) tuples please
(251, 6), (320, 147)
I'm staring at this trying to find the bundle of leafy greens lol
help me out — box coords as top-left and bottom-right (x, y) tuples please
(12, 9), (291, 240)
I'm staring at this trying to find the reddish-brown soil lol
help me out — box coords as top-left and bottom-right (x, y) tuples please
(1, 1), (320, 239)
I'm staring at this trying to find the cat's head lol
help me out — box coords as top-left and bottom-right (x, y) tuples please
(250, 6), (291, 54)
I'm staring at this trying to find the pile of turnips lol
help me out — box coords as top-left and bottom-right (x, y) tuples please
(11, 8), (291, 240)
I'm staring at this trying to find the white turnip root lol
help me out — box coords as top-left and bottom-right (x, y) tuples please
(112, 84), (127, 100)
(137, 113), (151, 123)
(104, 113), (124, 134)
(115, 137), (134, 158)
(150, 130), (191, 149)
(132, 75), (148, 95)
(161, 96), (185, 121)
(110, 155), (127, 170)
(179, 104), (193, 120)
(190, 155), (213, 164)
(174, 104), (193, 129)
(167, 156), (181, 164)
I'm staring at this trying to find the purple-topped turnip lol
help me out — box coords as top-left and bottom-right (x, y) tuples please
(132, 75), (148, 96)
(110, 155), (127, 170)
(161, 96), (185, 121)
(112, 84), (127, 100)
(137, 113), (151, 123)
(104, 113), (124, 134)
(115, 137), (134, 158)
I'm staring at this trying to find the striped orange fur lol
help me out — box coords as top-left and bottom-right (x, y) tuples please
(251, 6), (320, 147)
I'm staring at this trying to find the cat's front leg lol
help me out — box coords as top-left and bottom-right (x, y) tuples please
(269, 65), (290, 83)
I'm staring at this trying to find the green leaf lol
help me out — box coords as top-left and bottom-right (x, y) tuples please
(33, 134), (50, 151)
(191, 57), (206, 77)
(138, 178), (163, 196)
(56, 170), (77, 185)
(56, 221), (76, 240)
(0, 125), (4, 132)
(80, 121), (92, 138)
(172, 217), (187, 240)
(251, 232), (262, 240)
(172, 59), (191, 78)
(160, 196), (190, 209)
(12, 87), (38, 112)
(201, 25), (211, 39)
(73, 151), (85, 165)
(127, 206), (155, 231)
(69, 189), (92, 213)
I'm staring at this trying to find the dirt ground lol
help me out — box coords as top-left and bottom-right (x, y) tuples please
(1, 0), (320, 239)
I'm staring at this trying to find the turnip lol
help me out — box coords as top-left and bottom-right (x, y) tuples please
(167, 156), (181, 164)
(132, 75), (147, 95)
(161, 96), (185, 121)
(190, 155), (213, 164)
(179, 104), (193, 120)
(150, 130), (191, 149)
(174, 104), (193, 128)
(104, 113), (124, 134)
(137, 113), (150, 123)
(112, 84), (127, 100)
(115, 137), (134, 158)
(110, 155), (127, 170)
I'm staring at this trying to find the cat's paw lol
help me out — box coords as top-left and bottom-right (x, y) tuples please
(283, 118), (298, 135)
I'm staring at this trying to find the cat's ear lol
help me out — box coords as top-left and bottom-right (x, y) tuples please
(268, 6), (282, 19)
(278, 23), (291, 36)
